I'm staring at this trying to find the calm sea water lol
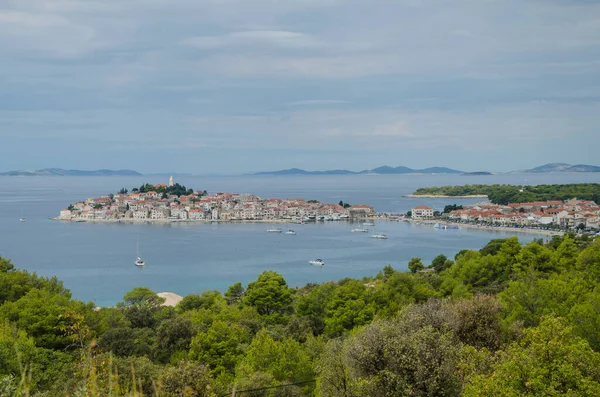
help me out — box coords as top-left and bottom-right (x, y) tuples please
(1, 173), (599, 306)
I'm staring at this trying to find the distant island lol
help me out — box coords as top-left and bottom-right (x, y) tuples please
(0, 168), (142, 177)
(256, 162), (600, 175)
(521, 163), (600, 173)
(255, 165), (464, 175)
(462, 172), (493, 176)
(409, 183), (600, 205)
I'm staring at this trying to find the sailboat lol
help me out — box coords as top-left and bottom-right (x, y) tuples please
(135, 239), (145, 267)
(19, 209), (26, 222)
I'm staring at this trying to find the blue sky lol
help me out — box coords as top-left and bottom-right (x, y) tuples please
(1, 0), (599, 174)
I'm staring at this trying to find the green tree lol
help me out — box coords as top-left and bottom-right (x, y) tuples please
(403, 257), (422, 274)
(189, 320), (249, 376)
(0, 289), (90, 350)
(161, 361), (213, 397)
(324, 280), (375, 337)
(121, 286), (165, 307)
(0, 257), (14, 273)
(244, 271), (292, 317)
(236, 329), (314, 386)
(408, 257), (424, 273)
(464, 317), (600, 396)
(224, 282), (245, 304)
(431, 254), (452, 272)
(96, 326), (154, 357)
(155, 317), (196, 363)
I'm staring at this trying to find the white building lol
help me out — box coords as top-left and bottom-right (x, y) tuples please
(412, 206), (434, 219)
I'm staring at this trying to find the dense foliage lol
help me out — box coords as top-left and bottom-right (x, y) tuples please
(1, 233), (600, 396)
(413, 183), (600, 204)
(132, 183), (196, 197)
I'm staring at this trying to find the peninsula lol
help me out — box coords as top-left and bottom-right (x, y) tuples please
(56, 177), (375, 223)
(408, 183), (600, 205)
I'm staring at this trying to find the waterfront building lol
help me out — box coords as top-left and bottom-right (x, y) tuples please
(412, 205), (434, 219)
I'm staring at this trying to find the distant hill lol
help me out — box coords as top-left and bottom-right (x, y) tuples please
(564, 164), (600, 172)
(462, 172), (493, 176)
(523, 163), (600, 173)
(0, 168), (142, 176)
(255, 165), (463, 175)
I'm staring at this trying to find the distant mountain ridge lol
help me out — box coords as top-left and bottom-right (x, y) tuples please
(0, 168), (142, 176)
(255, 165), (463, 175)
(523, 163), (600, 173)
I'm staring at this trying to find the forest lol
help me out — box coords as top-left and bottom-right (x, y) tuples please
(412, 183), (600, 204)
(1, 233), (600, 396)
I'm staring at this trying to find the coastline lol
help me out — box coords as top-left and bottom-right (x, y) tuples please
(56, 216), (563, 236)
(54, 217), (307, 224)
(404, 219), (564, 236)
(403, 194), (489, 199)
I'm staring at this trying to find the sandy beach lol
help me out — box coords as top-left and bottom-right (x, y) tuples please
(157, 292), (184, 307)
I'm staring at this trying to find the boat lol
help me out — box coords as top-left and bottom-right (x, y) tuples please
(267, 227), (282, 233)
(371, 233), (388, 239)
(363, 221), (375, 226)
(285, 229), (297, 235)
(135, 239), (145, 266)
(433, 223), (460, 230)
(351, 228), (369, 232)
(309, 259), (325, 266)
(19, 217), (26, 222)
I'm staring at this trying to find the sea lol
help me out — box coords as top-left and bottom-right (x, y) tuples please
(1, 172), (599, 306)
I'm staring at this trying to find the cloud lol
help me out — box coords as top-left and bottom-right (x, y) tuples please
(1, 0), (600, 172)
(182, 30), (322, 50)
(286, 100), (348, 106)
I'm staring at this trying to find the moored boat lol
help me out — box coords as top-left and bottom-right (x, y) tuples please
(371, 233), (388, 239)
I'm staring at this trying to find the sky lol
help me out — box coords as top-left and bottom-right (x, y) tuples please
(1, 0), (599, 174)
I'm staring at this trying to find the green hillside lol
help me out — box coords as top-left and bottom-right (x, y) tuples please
(1, 234), (600, 396)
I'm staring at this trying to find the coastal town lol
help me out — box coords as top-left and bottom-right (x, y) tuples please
(56, 177), (375, 223)
(410, 198), (600, 230)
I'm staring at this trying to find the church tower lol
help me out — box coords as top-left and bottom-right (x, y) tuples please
(169, 176), (174, 187)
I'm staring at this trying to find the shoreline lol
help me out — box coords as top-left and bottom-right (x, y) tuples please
(403, 194), (489, 199)
(54, 217), (323, 224)
(404, 219), (564, 236)
(56, 217), (564, 236)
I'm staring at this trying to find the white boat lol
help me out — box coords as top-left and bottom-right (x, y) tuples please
(351, 228), (369, 232)
(267, 227), (282, 233)
(371, 233), (388, 239)
(363, 222), (375, 226)
(135, 240), (145, 266)
(19, 217), (26, 222)
(433, 223), (460, 230)
(285, 229), (297, 235)
(309, 259), (325, 266)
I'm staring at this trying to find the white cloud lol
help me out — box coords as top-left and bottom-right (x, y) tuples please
(183, 30), (322, 50)
(287, 100), (348, 106)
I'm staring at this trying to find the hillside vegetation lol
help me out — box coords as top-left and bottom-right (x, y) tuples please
(412, 183), (600, 204)
(1, 234), (600, 396)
